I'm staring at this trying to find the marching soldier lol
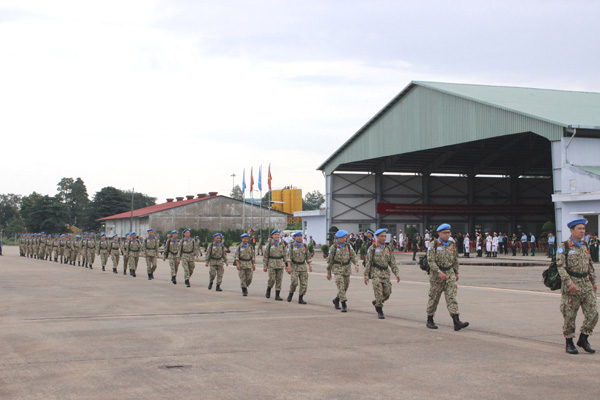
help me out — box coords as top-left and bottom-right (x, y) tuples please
(286, 231), (313, 304)
(557, 218), (598, 355)
(257, 235), (264, 256)
(80, 233), (88, 267)
(97, 233), (109, 271)
(85, 232), (95, 269)
(52, 234), (59, 262)
(143, 229), (160, 280)
(425, 224), (469, 331)
(263, 229), (288, 300)
(178, 228), (198, 287)
(327, 230), (359, 313)
(164, 230), (181, 284)
(121, 233), (131, 275)
(59, 234), (67, 263)
(65, 234), (74, 265)
(109, 234), (121, 274)
(45, 234), (53, 260)
(127, 232), (141, 277)
(206, 233), (228, 291)
(74, 234), (84, 267)
(364, 228), (400, 319)
(234, 233), (255, 296)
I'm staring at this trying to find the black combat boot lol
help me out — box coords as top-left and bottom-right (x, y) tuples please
(287, 293), (293, 302)
(150, 273), (154, 280)
(185, 279), (190, 287)
(298, 295), (306, 304)
(216, 284), (222, 292)
(242, 287), (247, 296)
(341, 301), (347, 312)
(148, 274), (152, 280)
(566, 338), (579, 354)
(427, 315), (438, 329)
(89, 264), (93, 269)
(208, 282), (213, 290)
(577, 333), (595, 353)
(172, 276), (177, 284)
(132, 269), (136, 277)
(275, 290), (283, 301)
(113, 268), (117, 274)
(333, 297), (341, 310)
(265, 287), (271, 298)
(452, 314), (469, 331)
(78, 261), (80, 266)
(376, 306), (385, 319)
(123, 268), (127, 275)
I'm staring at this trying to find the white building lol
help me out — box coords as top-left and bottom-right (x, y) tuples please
(294, 209), (326, 245)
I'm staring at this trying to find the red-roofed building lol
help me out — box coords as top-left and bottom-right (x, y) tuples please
(97, 194), (288, 237)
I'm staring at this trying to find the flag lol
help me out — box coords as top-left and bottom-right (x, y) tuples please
(242, 169), (246, 194)
(268, 164), (272, 190)
(250, 167), (254, 192)
(258, 165), (262, 191)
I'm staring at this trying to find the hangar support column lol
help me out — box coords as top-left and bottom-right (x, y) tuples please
(375, 172), (382, 227)
(422, 173), (430, 230)
(467, 174), (475, 233)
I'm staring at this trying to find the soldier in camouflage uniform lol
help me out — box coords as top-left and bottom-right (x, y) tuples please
(121, 233), (131, 275)
(178, 228), (199, 287)
(263, 229), (288, 301)
(164, 230), (181, 284)
(65, 234), (74, 265)
(85, 232), (96, 269)
(557, 218), (598, 354)
(426, 224), (469, 331)
(37, 232), (44, 260)
(109, 234), (121, 274)
(286, 231), (313, 304)
(52, 235), (59, 262)
(364, 228), (401, 319)
(327, 230), (359, 313)
(97, 233), (110, 271)
(143, 229), (160, 280)
(59, 234), (67, 263)
(127, 232), (142, 277)
(235, 233), (256, 296)
(80, 233), (88, 267)
(73, 235), (83, 267)
(205, 233), (228, 291)
(45, 234), (53, 260)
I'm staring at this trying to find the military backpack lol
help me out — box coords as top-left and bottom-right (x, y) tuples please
(542, 240), (569, 291)
(418, 240), (439, 275)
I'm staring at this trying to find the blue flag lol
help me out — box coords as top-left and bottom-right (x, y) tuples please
(241, 169), (246, 194)
(258, 165), (262, 191)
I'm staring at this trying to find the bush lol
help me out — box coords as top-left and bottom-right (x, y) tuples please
(321, 244), (329, 255)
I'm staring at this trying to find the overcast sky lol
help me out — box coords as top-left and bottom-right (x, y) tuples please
(2, 0), (599, 203)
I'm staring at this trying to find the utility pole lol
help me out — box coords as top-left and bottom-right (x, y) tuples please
(231, 173), (236, 190)
(130, 188), (134, 232)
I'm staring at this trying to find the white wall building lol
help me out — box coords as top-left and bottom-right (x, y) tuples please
(294, 209), (326, 245)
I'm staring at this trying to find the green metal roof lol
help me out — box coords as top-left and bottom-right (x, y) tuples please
(318, 81), (600, 175)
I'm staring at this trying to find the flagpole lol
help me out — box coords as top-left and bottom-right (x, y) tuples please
(242, 169), (246, 231)
(259, 165), (263, 238)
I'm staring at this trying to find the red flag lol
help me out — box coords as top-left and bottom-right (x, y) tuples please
(250, 167), (254, 192)
(268, 164), (272, 190)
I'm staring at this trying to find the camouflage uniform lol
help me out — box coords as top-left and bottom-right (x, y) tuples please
(165, 238), (181, 280)
(364, 243), (399, 307)
(127, 238), (142, 275)
(143, 236), (160, 277)
(86, 236), (96, 266)
(37, 235), (44, 259)
(109, 240), (121, 271)
(80, 237), (88, 266)
(71, 238), (80, 265)
(234, 243), (255, 289)
(264, 240), (288, 291)
(45, 236), (53, 260)
(178, 237), (198, 284)
(426, 239), (460, 316)
(65, 237), (74, 264)
(59, 236), (67, 263)
(97, 238), (110, 269)
(121, 238), (130, 274)
(327, 243), (358, 302)
(51, 236), (59, 261)
(206, 242), (228, 286)
(288, 241), (313, 296)
(557, 239), (598, 339)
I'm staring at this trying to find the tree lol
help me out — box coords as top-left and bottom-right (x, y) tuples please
(0, 193), (22, 228)
(20, 192), (68, 233)
(56, 177), (90, 228)
(230, 185), (243, 201)
(261, 191), (272, 208)
(303, 190), (324, 211)
(123, 190), (157, 210)
(88, 187), (157, 230)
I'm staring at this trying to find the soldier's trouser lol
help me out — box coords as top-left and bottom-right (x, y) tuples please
(99, 252), (109, 266)
(209, 264), (224, 285)
(334, 274), (350, 302)
(427, 274), (459, 316)
(146, 256), (157, 274)
(129, 255), (139, 270)
(267, 267), (283, 290)
(239, 268), (253, 288)
(169, 256), (179, 277)
(372, 277), (392, 307)
(70, 250), (77, 261)
(53, 248), (58, 260)
(123, 256), (129, 270)
(182, 259), (195, 280)
(87, 250), (96, 265)
(46, 247), (52, 259)
(38, 247), (44, 258)
(111, 253), (120, 268)
(561, 281), (598, 338)
(290, 270), (308, 295)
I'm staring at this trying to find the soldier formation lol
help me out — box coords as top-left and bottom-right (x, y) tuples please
(16, 217), (598, 354)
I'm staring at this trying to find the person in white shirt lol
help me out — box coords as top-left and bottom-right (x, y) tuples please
(398, 230), (405, 251)
(485, 233), (492, 258)
(491, 232), (499, 257)
(463, 234), (470, 257)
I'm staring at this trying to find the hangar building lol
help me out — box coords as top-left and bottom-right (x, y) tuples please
(318, 81), (600, 241)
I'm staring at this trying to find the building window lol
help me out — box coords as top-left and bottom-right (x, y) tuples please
(358, 223), (371, 233)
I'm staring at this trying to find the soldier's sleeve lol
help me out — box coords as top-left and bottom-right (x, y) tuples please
(427, 246), (440, 273)
(556, 243), (572, 287)
(283, 244), (290, 263)
(327, 247), (334, 274)
(264, 244), (270, 266)
(251, 247), (256, 263)
(364, 247), (373, 278)
(452, 244), (459, 274)
(234, 246), (239, 262)
(349, 247), (357, 265)
(221, 247), (227, 262)
(177, 242), (183, 258)
(193, 242), (199, 257)
(389, 248), (399, 276)
(588, 250), (596, 285)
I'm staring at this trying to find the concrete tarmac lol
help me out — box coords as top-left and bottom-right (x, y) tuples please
(1, 246), (599, 400)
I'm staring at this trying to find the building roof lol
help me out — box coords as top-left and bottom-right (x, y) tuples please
(574, 165), (600, 178)
(318, 81), (600, 175)
(97, 195), (213, 221)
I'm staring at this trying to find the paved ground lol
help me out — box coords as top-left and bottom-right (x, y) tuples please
(1, 246), (599, 400)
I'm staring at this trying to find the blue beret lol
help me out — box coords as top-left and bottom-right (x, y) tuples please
(335, 230), (348, 238)
(171, 230), (178, 234)
(213, 233), (222, 238)
(101, 233), (106, 237)
(76, 235), (80, 238)
(60, 234), (64, 237)
(112, 234), (117, 238)
(367, 229), (374, 235)
(183, 228), (190, 233)
(147, 228), (153, 232)
(271, 229), (280, 235)
(567, 218), (588, 229)
(240, 233), (250, 238)
(293, 231), (302, 237)
(130, 231), (136, 235)
(375, 228), (387, 236)
(437, 224), (451, 232)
